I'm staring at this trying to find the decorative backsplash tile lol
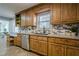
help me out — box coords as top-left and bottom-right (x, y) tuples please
(52, 24), (79, 36)
(19, 23), (79, 36)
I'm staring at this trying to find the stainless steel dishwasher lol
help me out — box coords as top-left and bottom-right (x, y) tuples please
(21, 34), (29, 50)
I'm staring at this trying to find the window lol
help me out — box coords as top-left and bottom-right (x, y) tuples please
(0, 20), (9, 32)
(37, 11), (51, 29)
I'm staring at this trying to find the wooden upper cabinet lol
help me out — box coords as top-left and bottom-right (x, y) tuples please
(25, 11), (32, 27)
(21, 12), (26, 27)
(20, 3), (79, 25)
(25, 9), (36, 27)
(61, 3), (77, 24)
(77, 4), (79, 22)
(33, 4), (50, 13)
(51, 3), (61, 25)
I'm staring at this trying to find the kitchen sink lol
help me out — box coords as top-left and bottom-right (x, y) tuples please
(34, 33), (49, 35)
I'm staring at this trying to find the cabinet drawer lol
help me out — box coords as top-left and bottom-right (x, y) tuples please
(43, 37), (47, 42)
(48, 37), (66, 44)
(17, 39), (21, 42)
(30, 35), (37, 40)
(38, 37), (47, 42)
(65, 39), (79, 47)
(55, 38), (66, 44)
(48, 37), (55, 43)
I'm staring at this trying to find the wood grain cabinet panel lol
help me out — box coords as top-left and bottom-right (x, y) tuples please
(65, 39), (79, 47)
(77, 4), (79, 22)
(48, 43), (65, 56)
(30, 39), (38, 52)
(48, 37), (79, 56)
(21, 13), (26, 27)
(30, 35), (79, 56)
(66, 46), (79, 56)
(38, 41), (48, 55)
(30, 35), (48, 55)
(50, 3), (61, 24)
(14, 37), (17, 45)
(48, 37), (66, 44)
(38, 37), (47, 42)
(48, 37), (56, 43)
(30, 35), (37, 39)
(14, 34), (22, 47)
(33, 4), (50, 13)
(26, 8), (36, 26)
(61, 3), (77, 24)
(20, 4), (79, 25)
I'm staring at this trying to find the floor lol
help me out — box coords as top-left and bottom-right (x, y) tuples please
(0, 46), (38, 56)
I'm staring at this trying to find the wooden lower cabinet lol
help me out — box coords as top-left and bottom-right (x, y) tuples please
(30, 35), (79, 56)
(30, 36), (48, 55)
(66, 46), (79, 56)
(14, 35), (21, 47)
(30, 39), (38, 53)
(48, 37), (79, 56)
(48, 43), (65, 56)
(14, 37), (17, 45)
(38, 41), (47, 55)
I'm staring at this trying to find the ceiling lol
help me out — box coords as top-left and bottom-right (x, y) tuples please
(0, 3), (39, 13)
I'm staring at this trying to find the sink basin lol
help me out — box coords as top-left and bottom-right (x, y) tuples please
(34, 33), (49, 35)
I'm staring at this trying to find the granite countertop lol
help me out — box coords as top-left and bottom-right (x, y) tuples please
(29, 33), (79, 40)
(17, 33), (29, 35)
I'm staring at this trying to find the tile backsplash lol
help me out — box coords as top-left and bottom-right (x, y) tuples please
(18, 23), (79, 36)
(52, 24), (79, 36)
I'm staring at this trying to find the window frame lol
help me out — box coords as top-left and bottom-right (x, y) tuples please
(36, 11), (51, 29)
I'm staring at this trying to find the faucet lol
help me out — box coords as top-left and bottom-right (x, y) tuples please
(43, 27), (46, 34)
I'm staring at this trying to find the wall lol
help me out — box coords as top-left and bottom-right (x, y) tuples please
(9, 18), (16, 33)
(0, 18), (9, 32)
(0, 4), (16, 33)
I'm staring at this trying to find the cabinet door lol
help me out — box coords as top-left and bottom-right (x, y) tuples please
(77, 4), (79, 22)
(25, 10), (34, 27)
(21, 13), (26, 27)
(16, 35), (21, 46)
(48, 43), (65, 56)
(61, 4), (76, 24)
(51, 4), (61, 24)
(66, 46), (79, 56)
(14, 37), (17, 45)
(33, 4), (50, 13)
(38, 41), (48, 55)
(30, 39), (38, 53)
